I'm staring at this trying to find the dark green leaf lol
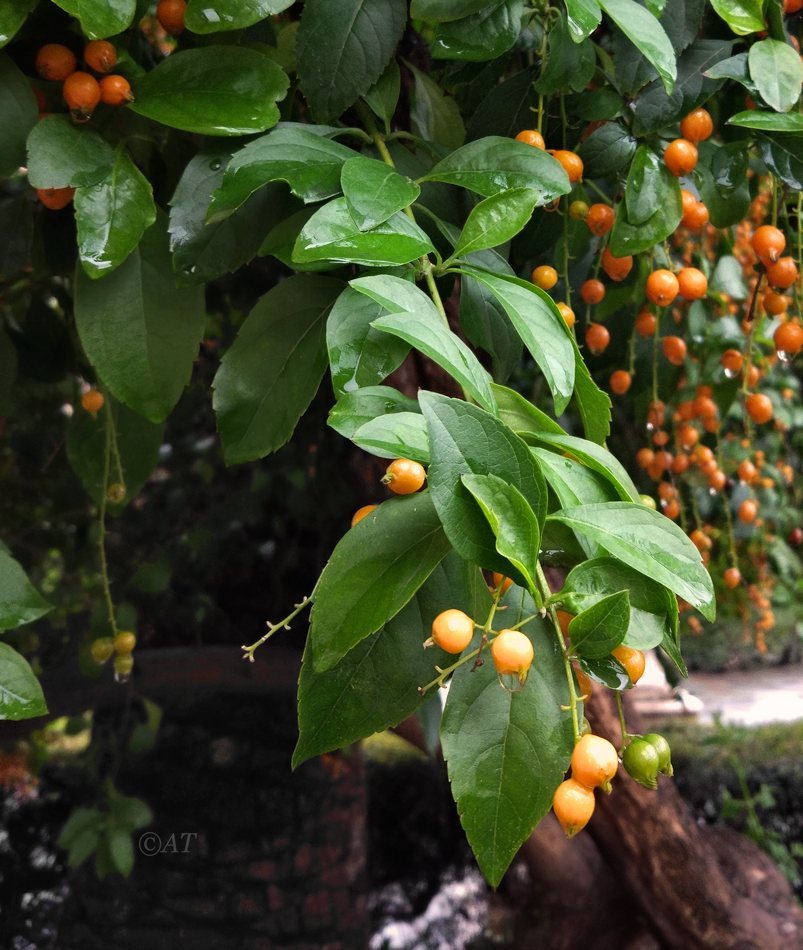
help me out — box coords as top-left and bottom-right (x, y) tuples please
(531, 433), (640, 502)
(0, 55), (37, 178)
(363, 60), (401, 130)
(578, 653), (629, 689)
(51, 0), (135, 38)
(569, 590), (629, 658)
(75, 148), (156, 278)
(493, 384), (565, 436)
(728, 110), (803, 132)
(185, 0), (294, 32)
(411, 0), (490, 20)
(564, 88), (625, 121)
(0, 0), (36, 47)
(310, 493), (451, 672)
(625, 146), (668, 226)
(297, 0), (406, 121)
(577, 122), (637, 177)
(27, 116), (114, 189)
(74, 216), (206, 423)
(0, 551), (51, 631)
(423, 136), (571, 202)
(0, 643), (47, 720)
(420, 392), (546, 580)
(213, 275), (344, 463)
(107, 828), (134, 877)
(353, 412), (430, 463)
(548, 502), (716, 619)
(293, 554), (490, 765)
(564, 0), (602, 41)
(535, 11), (596, 94)
(328, 385), (419, 440)
(466, 68), (538, 142)
(341, 156), (420, 231)
(460, 268), (523, 383)
(452, 188), (538, 259)
(704, 52), (753, 87)
(461, 473), (541, 591)
(408, 61), (466, 150)
(58, 808), (104, 849)
(432, 1), (524, 61)
(748, 39), (803, 113)
(572, 354), (612, 444)
(109, 795), (152, 831)
(759, 134), (803, 191)
(609, 163), (681, 256)
(130, 47), (289, 136)
(441, 588), (573, 886)
(692, 160), (749, 229)
(293, 198), (434, 266)
(709, 0), (764, 35)
(600, 0), (676, 93)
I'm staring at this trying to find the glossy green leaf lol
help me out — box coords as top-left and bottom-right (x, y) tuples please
(577, 122), (637, 178)
(27, 116), (114, 189)
(0, 55), (37, 178)
(493, 384), (565, 437)
(408, 61), (466, 150)
(548, 502), (715, 620)
(559, 557), (677, 651)
(625, 146), (667, 226)
(411, 0), (490, 20)
(420, 392), (546, 580)
(326, 286), (410, 396)
(350, 272), (438, 315)
(213, 275), (344, 464)
(341, 156), (420, 231)
(609, 166), (682, 256)
(704, 52), (752, 87)
(600, 0), (676, 93)
(568, 358), (611, 445)
(328, 385), (419, 440)
(536, 11), (597, 94)
(452, 188), (538, 259)
(51, 0), (135, 38)
(0, 0), (36, 47)
(693, 160), (749, 229)
(578, 654), (629, 690)
(0, 551), (51, 631)
(461, 473), (541, 591)
(363, 60), (401, 130)
(297, 0), (406, 121)
(423, 136), (571, 202)
(441, 588), (573, 886)
(709, 0), (764, 35)
(66, 397), (165, 509)
(710, 255), (748, 299)
(564, 0), (602, 41)
(185, 0), (294, 32)
(0, 643), (47, 720)
(568, 590), (630, 659)
(294, 554), (490, 765)
(759, 134), (803, 191)
(130, 47), (289, 136)
(294, 198), (434, 266)
(728, 110), (803, 132)
(466, 68), (538, 142)
(352, 412), (430, 463)
(531, 434), (639, 502)
(460, 268), (575, 414)
(459, 265), (523, 383)
(432, 1), (524, 61)
(310, 493), (451, 672)
(75, 148), (156, 278)
(74, 217), (205, 423)
(749, 39), (803, 113)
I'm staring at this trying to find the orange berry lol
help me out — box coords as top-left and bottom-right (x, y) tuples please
(571, 734), (618, 790)
(751, 225), (785, 264)
(612, 645), (646, 684)
(708, 469), (726, 491)
(662, 335), (687, 366)
(601, 247), (633, 282)
(785, 0), (803, 11)
(609, 370), (631, 395)
(664, 138), (698, 177)
(553, 778), (595, 837)
(35, 44), (77, 81)
(580, 279), (605, 305)
(635, 309), (657, 337)
(775, 320), (803, 356)
(351, 504), (377, 527)
(671, 453), (690, 474)
(680, 191), (709, 228)
(745, 392), (773, 424)
(80, 388), (104, 414)
(677, 266), (708, 300)
(557, 302), (575, 328)
(765, 257), (798, 289)
(720, 349), (743, 375)
(63, 71), (101, 119)
(430, 609), (475, 654)
(664, 499), (680, 520)
(531, 265), (558, 290)
(84, 40), (117, 73)
(763, 291), (788, 316)
(550, 149), (584, 182)
(724, 567), (742, 590)
(679, 108), (713, 143)
(491, 629), (534, 681)
(99, 74), (133, 106)
(636, 447), (655, 469)
(37, 186), (75, 210)
(156, 0), (187, 33)
(492, 572), (513, 594)
(516, 129), (545, 149)
(585, 204), (615, 236)
(573, 663), (593, 699)
(585, 322), (610, 355)
(737, 459), (757, 483)
(383, 458), (426, 494)
(738, 499), (758, 523)
(647, 269), (680, 307)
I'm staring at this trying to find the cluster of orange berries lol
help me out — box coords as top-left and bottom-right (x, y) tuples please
(428, 607), (535, 684)
(34, 39), (133, 122)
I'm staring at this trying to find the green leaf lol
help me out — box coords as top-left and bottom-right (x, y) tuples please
(577, 121), (637, 177)
(326, 286), (411, 396)
(0, 0), (36, 47)
(411, 0), (490, 20)
(294, 198), (435, 266)
(420, 392), (546, 580)
(213, 275), (344, 464)
(0, 551), (51, 631)
(59, 808), (104, 849)
(408, 61), (467, 150)
(600, 0), (676, 93)
(185, 0), (294, 32)
(578, 653), (629, 690)
(452, 188), (538, 259)
(572, 357), (612, 445)
(423, 136), (571, 202)
(51, 0), (136, 38)
(609, 161), (682, 256)
(0, 55), (37, 179)
(371, 310), (497, 412)
(466, 67), (538, 141)
(709, 254), (748, 299)
(531, 433), (639, 502)
(66, 397), (165, 509)
(460, 268), (575, 414)
(293, 554), (490, 766)
(625, 146), (668, 226)
(692, 159), (749, 229)
(547, 502), (715, 620)
(704, 52), (753, 87)
(759, 133), (803, 191)
(341, 156), (420, 231)
(728, 110), (803, 132)
(363, 60), (401, 130)
(107, 828), (134, 877)
(535, 11), (597, 94)
(559, 557), (677, 651)
(109, 794), (152, 831)
(26, 115), (114, 189)
(441, 588), (573, 886)
(568, 590), (629, 658)
(352, 412), (430, 463)
(432, 1), (525, 61)
(328, 385), (419, 439)
(749, 39), (803, 113)
(709, 0), (764, 35)
(74, 216), (205, 423)
(564, 0), (602, 41)
(459, 266), (523, 383)
(297, 0), (406, 121)
(130, 47), (289, 136)
(0, 642), (47, 720)
(461, 473), (541, 591)
(310, 493), (451, 672)
(75, 149), (156, 278)
(493, 384), (565, 437)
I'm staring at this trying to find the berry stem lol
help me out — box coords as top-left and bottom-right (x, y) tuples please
(615, 691), (629, 748)
(740, 270), (765, 416)
(241, 595), (313, 662)
(536, 561), (581, 744)
(98, 402), (119, 638)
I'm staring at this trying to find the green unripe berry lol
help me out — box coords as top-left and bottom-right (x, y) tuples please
(90, 637), (115, 664)
(639, 494), (657, 510)
(642, 733), (673, 776)
(114, 630), (137, 654)
(622, 737), (661, 790)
